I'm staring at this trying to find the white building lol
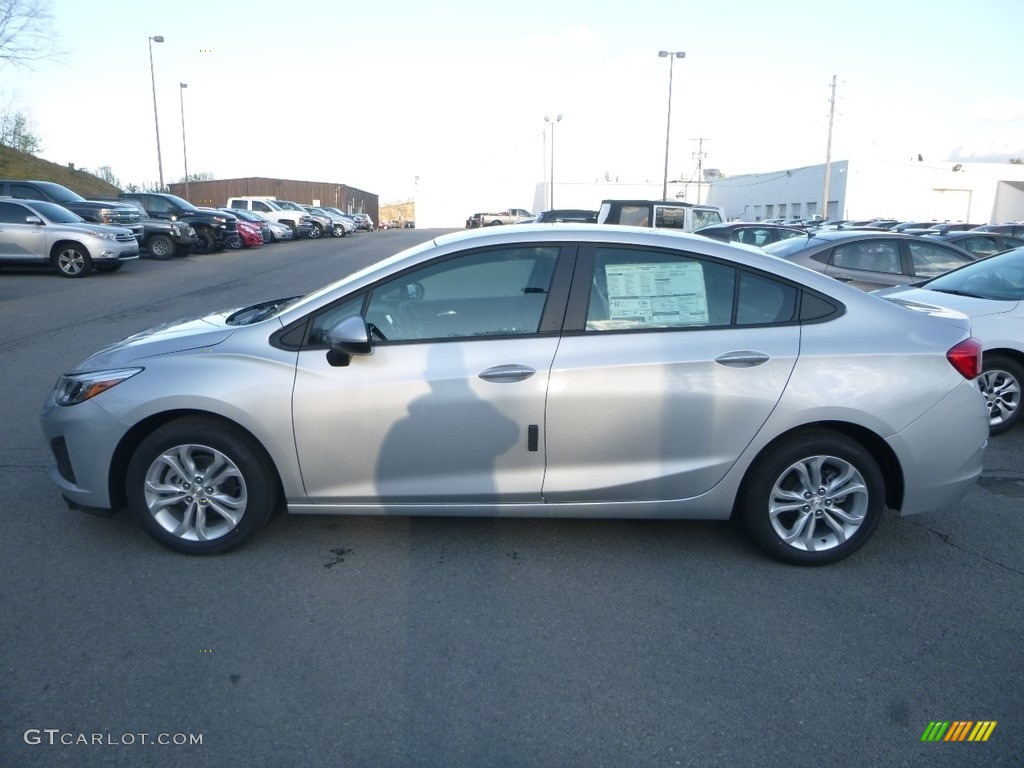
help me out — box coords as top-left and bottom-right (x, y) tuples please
(705, 158), (1024, 224)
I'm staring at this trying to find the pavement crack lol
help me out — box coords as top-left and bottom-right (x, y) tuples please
(903, 518), (1024, 577)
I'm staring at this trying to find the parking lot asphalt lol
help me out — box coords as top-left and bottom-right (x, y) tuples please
(1, 229), (1022, 767)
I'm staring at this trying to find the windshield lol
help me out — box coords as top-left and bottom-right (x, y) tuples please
(162, 193), (201, 213)
(30, 200), (86, 223)
(32, 181), (85, 204)
(921, 247), (1024, 301)
(762, 233), (815, 256)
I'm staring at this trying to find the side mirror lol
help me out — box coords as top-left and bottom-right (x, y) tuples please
(325, 315), (371, 367)
(26, 215), (44, 225)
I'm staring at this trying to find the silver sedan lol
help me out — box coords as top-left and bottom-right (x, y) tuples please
(39, 225), (989, 564)
(876, 246), (1024, 434)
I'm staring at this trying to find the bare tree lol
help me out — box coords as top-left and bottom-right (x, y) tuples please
(0, 0), (59, 69)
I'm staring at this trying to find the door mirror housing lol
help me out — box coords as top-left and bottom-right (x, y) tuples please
(325, 315), (371, 367)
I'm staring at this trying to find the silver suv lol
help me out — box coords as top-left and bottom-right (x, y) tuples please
(0, 198), (139, 277)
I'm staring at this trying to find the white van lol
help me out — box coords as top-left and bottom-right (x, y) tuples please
(597, 199), (724, 232)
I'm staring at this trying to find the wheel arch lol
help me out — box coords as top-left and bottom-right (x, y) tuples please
(49, 239), (91, 260)
(732, 421), (904, 519)
(107, 409), (285, 513)
(983, 347), (1024, 369)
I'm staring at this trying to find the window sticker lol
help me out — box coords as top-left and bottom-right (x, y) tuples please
(601, 261), (709, 328)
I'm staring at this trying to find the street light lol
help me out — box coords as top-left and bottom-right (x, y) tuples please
(179, 83), (190, 201)
(658, 50), (685, 202)
(544, 114), (562, 209)
(148, 35), (165, 190)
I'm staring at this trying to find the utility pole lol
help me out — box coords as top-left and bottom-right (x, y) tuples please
(821, 75), (837, 220)
(691, 137), (709, 204)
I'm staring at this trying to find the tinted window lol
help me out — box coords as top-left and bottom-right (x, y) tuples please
(953, 235), (1002, 257)
(831, 240), (901, 274)
(908, 241), (972, 277)
(653, 206), (686, 229)
(0, 201), (31, 224)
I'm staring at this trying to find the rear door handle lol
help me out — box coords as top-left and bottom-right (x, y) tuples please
(715, 351), (769, 367)
(479, 364), (536, 383)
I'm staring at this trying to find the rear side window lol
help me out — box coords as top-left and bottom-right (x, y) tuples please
(908, 241), (972, 277)
(584, 247), (798, 331)
(653, 206), (686, 229)
(691, 208), (723, 229)
(831, 240), (901, 274)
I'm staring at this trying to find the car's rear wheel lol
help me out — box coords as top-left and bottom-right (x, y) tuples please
(977, 354), (1024, 435)
(195, 229), (217, 253)
(53, 245), (92, 277)
(126, 418), (277, 555)
(146, 234), (174, 260)
(740, 431), (884, 565)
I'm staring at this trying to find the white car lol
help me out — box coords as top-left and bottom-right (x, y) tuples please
(876, 246), (1024, 434)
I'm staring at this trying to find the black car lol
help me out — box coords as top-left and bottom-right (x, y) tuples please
(694, 223), (808, 247)
(922, 231), (1024, 258)
(532, 209), (599, 224)
(0, 179), (144, 244)
(763, 230), (977, 291)
(119, 192), (238, 252)
(98, 197), (196, 259)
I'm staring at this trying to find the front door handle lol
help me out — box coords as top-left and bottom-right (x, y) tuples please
(479, 364), (536, 383)
(715, 351), (769, 367)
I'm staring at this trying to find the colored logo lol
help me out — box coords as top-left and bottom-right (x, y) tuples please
(921, 721), (997, 742)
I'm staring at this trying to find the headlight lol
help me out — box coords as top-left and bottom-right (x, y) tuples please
(53, 368), (143, 406)
(91, 230), (119, 241)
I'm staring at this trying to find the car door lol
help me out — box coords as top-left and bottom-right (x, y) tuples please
(0, 201), (45, 262)
(542, 243), (800, 503)
(290, 244), (572, 506)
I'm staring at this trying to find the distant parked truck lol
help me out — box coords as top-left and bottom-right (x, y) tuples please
(468, 208), (534, 227)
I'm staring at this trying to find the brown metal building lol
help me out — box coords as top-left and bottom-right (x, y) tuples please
(167, 176), (378, 223)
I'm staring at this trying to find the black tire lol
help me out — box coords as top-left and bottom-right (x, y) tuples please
(740, 430), (884, 565)
(126, 418), (278, 555)
(228, 236), (243, 250)
(284, 221), (298, 239)
(93, 263), (124, 273)
(978, 354), (1024, 435)
(307, 223), (323, 239)
(487, 220), (503, 226)
(195, 229), (217, 254)
(146, 234), (174, 260)
(53, 244), (92, 277)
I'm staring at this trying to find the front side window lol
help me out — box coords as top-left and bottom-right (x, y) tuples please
(692, 208), (723, 229)
(584, 248), (797, 331)
(362, 247), (559, 342)
(0, 201), (31, 224)
(908, 241), (971, 277)
(654, 206), (686, 229)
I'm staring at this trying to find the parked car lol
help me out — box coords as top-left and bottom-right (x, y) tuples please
(912, 223), (984, 235)
(0, 179), (144, 244)
(110, 197), (196, 259)
(225, 197), (312, 239)
(694, 223), (808, 247)
(119, 192), (239, 252)
(763, 230), (977, 290)
(0, 197), (138, 276)
(875, 246), (1024, 433)
(273, 200), (326, 239)
(890, 221), (943, 233)
(40, 225), (987, 565)
(971, 223), (1024, 238)
(256, 214), (295, 242)
(218, 207), (273, 244)
(528, 209), (599, 224)
(597, 199), (724, 232)
(305, 206), (354, 237)
(349, 213), (375, 231)
(922, 231), (1024, 258)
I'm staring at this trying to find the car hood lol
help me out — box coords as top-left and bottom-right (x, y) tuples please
(874, 285), (1018, 319)
(70, 310), (241, 372)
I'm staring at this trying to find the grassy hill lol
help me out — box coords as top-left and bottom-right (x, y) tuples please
(0, 144), (121, 198)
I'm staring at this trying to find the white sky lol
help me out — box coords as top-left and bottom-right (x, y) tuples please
(5, 0), (1024, 219)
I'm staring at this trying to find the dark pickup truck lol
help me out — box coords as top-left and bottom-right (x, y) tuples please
(104, 197), (197, 258)
(118, 192), (239, 252)
(0, 179), (144, 243)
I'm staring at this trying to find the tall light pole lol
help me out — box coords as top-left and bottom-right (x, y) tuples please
(544, 114), (562, 209)
(148, 35), (165, 190)
(658, 50), (685, 202)
(179, 83), (190, 201)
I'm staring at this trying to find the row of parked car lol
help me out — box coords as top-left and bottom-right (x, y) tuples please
(0, 179), (376, 277)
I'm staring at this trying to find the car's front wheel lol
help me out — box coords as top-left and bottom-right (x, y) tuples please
(146, 234), (174, 260)
(977, 354), (1023, 435)
(53, 244), (92, 277)
(307, 223), (323, 239)
(126, 418), (277, 555)
(740, 431), (884, 565)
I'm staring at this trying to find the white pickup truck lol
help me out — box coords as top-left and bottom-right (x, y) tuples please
(467, 208), (534, 227)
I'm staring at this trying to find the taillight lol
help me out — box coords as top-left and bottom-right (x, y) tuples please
(946, 337), (983, 380)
